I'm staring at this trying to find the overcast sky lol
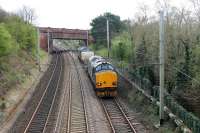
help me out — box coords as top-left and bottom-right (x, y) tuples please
(0, 0), (192, 29)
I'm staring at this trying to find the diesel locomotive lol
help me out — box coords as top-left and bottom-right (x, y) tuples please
(78, 47), (118, 97)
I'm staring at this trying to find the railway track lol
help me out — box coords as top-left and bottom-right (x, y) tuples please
(23, 52), (63, 133)
(42, 54), (64, 133)
(54, 52), (111, 133)
(72, 52), (145, 133)
(9, 52), (61, 133)
(10, 50), (147, 133)
(101, 98), (139, 133)
(52, 52), (72, 133)
(65, 52), (89, 133)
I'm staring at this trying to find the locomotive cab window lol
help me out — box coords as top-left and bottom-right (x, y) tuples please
(95, 65), (101, 72)
(108, 65), (114, 70)
(95, 64), (114, 72)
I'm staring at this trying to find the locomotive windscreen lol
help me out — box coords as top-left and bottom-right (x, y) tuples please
(95, 64), (114, 72)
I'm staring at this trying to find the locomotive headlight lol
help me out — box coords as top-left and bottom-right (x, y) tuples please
(96, 82), (102, 86)
(112, 81), (117, 86)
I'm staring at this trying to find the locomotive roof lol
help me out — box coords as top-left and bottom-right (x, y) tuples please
(89, 55), (102, 62)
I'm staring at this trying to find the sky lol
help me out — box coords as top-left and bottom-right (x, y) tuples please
(0, 0), (192, 29)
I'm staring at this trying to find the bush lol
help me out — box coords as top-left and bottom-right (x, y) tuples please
(0, 23), (12, 57)
(5, 15), (37, 56)
(111, 31), (133, 61)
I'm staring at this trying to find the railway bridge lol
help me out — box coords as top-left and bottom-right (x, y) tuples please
(39, 27), (90, 52)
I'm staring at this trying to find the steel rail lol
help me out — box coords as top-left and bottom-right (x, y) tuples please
(100, 99), (116, 133)
(114, 98), (137, 133)
(68, 52), (89, 133)
(66, 71), (72, 133)
(23, 52), (61, 133)
(101, 98), (138, 133)
(53, 54), (71, 133)
(42, 53), (63, 133)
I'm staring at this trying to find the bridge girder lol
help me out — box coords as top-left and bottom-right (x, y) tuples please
(38, 27), (90, 51)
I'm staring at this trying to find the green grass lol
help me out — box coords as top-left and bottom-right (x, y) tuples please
(95, 47), (108, 57)
(40, 50), (48, 60)
(88, 44), (108, 58)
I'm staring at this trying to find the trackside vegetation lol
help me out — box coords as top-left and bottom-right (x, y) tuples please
(90, 5), (200, 132)
(0, 7), (38, 110)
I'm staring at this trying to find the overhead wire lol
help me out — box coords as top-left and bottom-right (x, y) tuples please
(165, 64), (200, 85)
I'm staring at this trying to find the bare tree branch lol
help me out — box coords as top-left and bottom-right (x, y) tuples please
(17, 6), (37, 24)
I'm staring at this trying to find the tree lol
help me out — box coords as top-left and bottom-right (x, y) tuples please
(0, 24), (12, 57)
(176, 39), (192, 89)
(90, 12), (123, 47)
(17, 6), (36, 24)
(116, 42), (126, 61)
(0, 8), (8, 22)
(135, 35), (147, 66)
(190, 0), (200, 21)
(5, 15), (37, 54)
(111, 31), (132, 62)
